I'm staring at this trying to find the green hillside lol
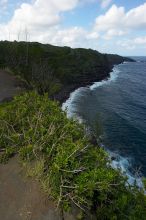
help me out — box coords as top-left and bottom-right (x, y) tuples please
(0, 41), (134, 97)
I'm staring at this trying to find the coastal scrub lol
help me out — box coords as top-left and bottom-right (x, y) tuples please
(0, 92), (146, 219)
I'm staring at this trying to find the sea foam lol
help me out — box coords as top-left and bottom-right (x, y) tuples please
(62, 66), (120, 116)
(107, 149), (143, 188)
(62, 87), (86, 122)
(90, 66), (120, 90)
(62, 65), (144, 189)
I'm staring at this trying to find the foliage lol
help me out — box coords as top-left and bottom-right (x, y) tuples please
(0, 92), (145, 219)
(0, 41), (134, 97)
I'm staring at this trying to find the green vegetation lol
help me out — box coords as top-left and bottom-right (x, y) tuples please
(0, 92), (146, 219)
(0, 41), (134, 97)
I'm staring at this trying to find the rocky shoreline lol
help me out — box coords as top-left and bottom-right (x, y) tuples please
(53, 58), (134, 104)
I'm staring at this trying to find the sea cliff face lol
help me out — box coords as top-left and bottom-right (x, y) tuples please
(0, 41), (135, 103)
(53, 54), (134, 103)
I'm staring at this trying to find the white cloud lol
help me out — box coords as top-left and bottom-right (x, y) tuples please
(0, 0), (8, 10)
(0, 0), (79, 41)
(0, 1), (146, 55)
(11, 0), (79, 29)
(49, 27), (87, 47)
(0, 0), (101, 47)
(80, 0), (112, 8)
(100, 0), (112, 9)
(0, 0), (8, 5)
(134, 36), (146, 45)
(103, 29), (127, 40)
(86, 32), (99, 40)
(116, 40), (136, 50)
(94, 5), (125, 32)
(117, 36), (146, 51)
(94, 3), (146, 37)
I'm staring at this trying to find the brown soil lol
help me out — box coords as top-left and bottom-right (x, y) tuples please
(0, 69), (22, 102)
(0, 157), (63, 220)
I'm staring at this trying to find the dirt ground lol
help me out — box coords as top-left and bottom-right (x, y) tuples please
(0, 69), (23, 102)
(0, 157), (64, 220)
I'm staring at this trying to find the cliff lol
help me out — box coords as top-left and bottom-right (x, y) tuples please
(0, 41), (134, 102)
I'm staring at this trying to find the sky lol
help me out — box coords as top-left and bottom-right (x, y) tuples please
(0, 0), (146, 55)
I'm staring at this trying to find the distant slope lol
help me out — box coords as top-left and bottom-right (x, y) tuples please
(0, 41), (134, 101)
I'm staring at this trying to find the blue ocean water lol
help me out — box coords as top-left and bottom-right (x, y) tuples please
(62, 57), (146, 181)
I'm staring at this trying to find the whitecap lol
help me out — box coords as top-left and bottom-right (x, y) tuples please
(62, 87), (87, 121)
(62, 66), (120, 117)
(108, 151), (144, 188)
(90, 66), (120, 90)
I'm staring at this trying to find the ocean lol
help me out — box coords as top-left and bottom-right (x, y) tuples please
(62, 56), (146, 186)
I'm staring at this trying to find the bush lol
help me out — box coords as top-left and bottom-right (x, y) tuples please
(0, 92), (146, 219)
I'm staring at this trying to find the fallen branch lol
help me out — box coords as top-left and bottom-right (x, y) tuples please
(68, 194), (85, 212)
(60, 167), (86, 174)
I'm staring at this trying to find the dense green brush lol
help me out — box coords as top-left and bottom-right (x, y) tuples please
(0, 41), (134, 96)
(0, 92), (146, 219)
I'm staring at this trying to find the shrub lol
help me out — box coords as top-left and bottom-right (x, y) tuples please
(0, 92), (146, 219)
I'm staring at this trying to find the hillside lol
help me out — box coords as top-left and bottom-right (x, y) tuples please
(0, 41), (134, 102)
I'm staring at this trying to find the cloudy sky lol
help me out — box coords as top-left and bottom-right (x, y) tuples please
(0, 0), (146, 55)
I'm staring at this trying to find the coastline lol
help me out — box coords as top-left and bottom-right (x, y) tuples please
(51, 57), (136, 105)
(1, 58), (146, 219)
(53, 59), (134, 104)
(61, 61), (144, 189)
(61, 64), (121, 141)
(53, 68), (110, 104)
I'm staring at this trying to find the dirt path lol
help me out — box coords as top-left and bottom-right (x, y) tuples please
(0, 157), (64, 220)
(0, 69), (22, 102)
(0, 70), (75, 220)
